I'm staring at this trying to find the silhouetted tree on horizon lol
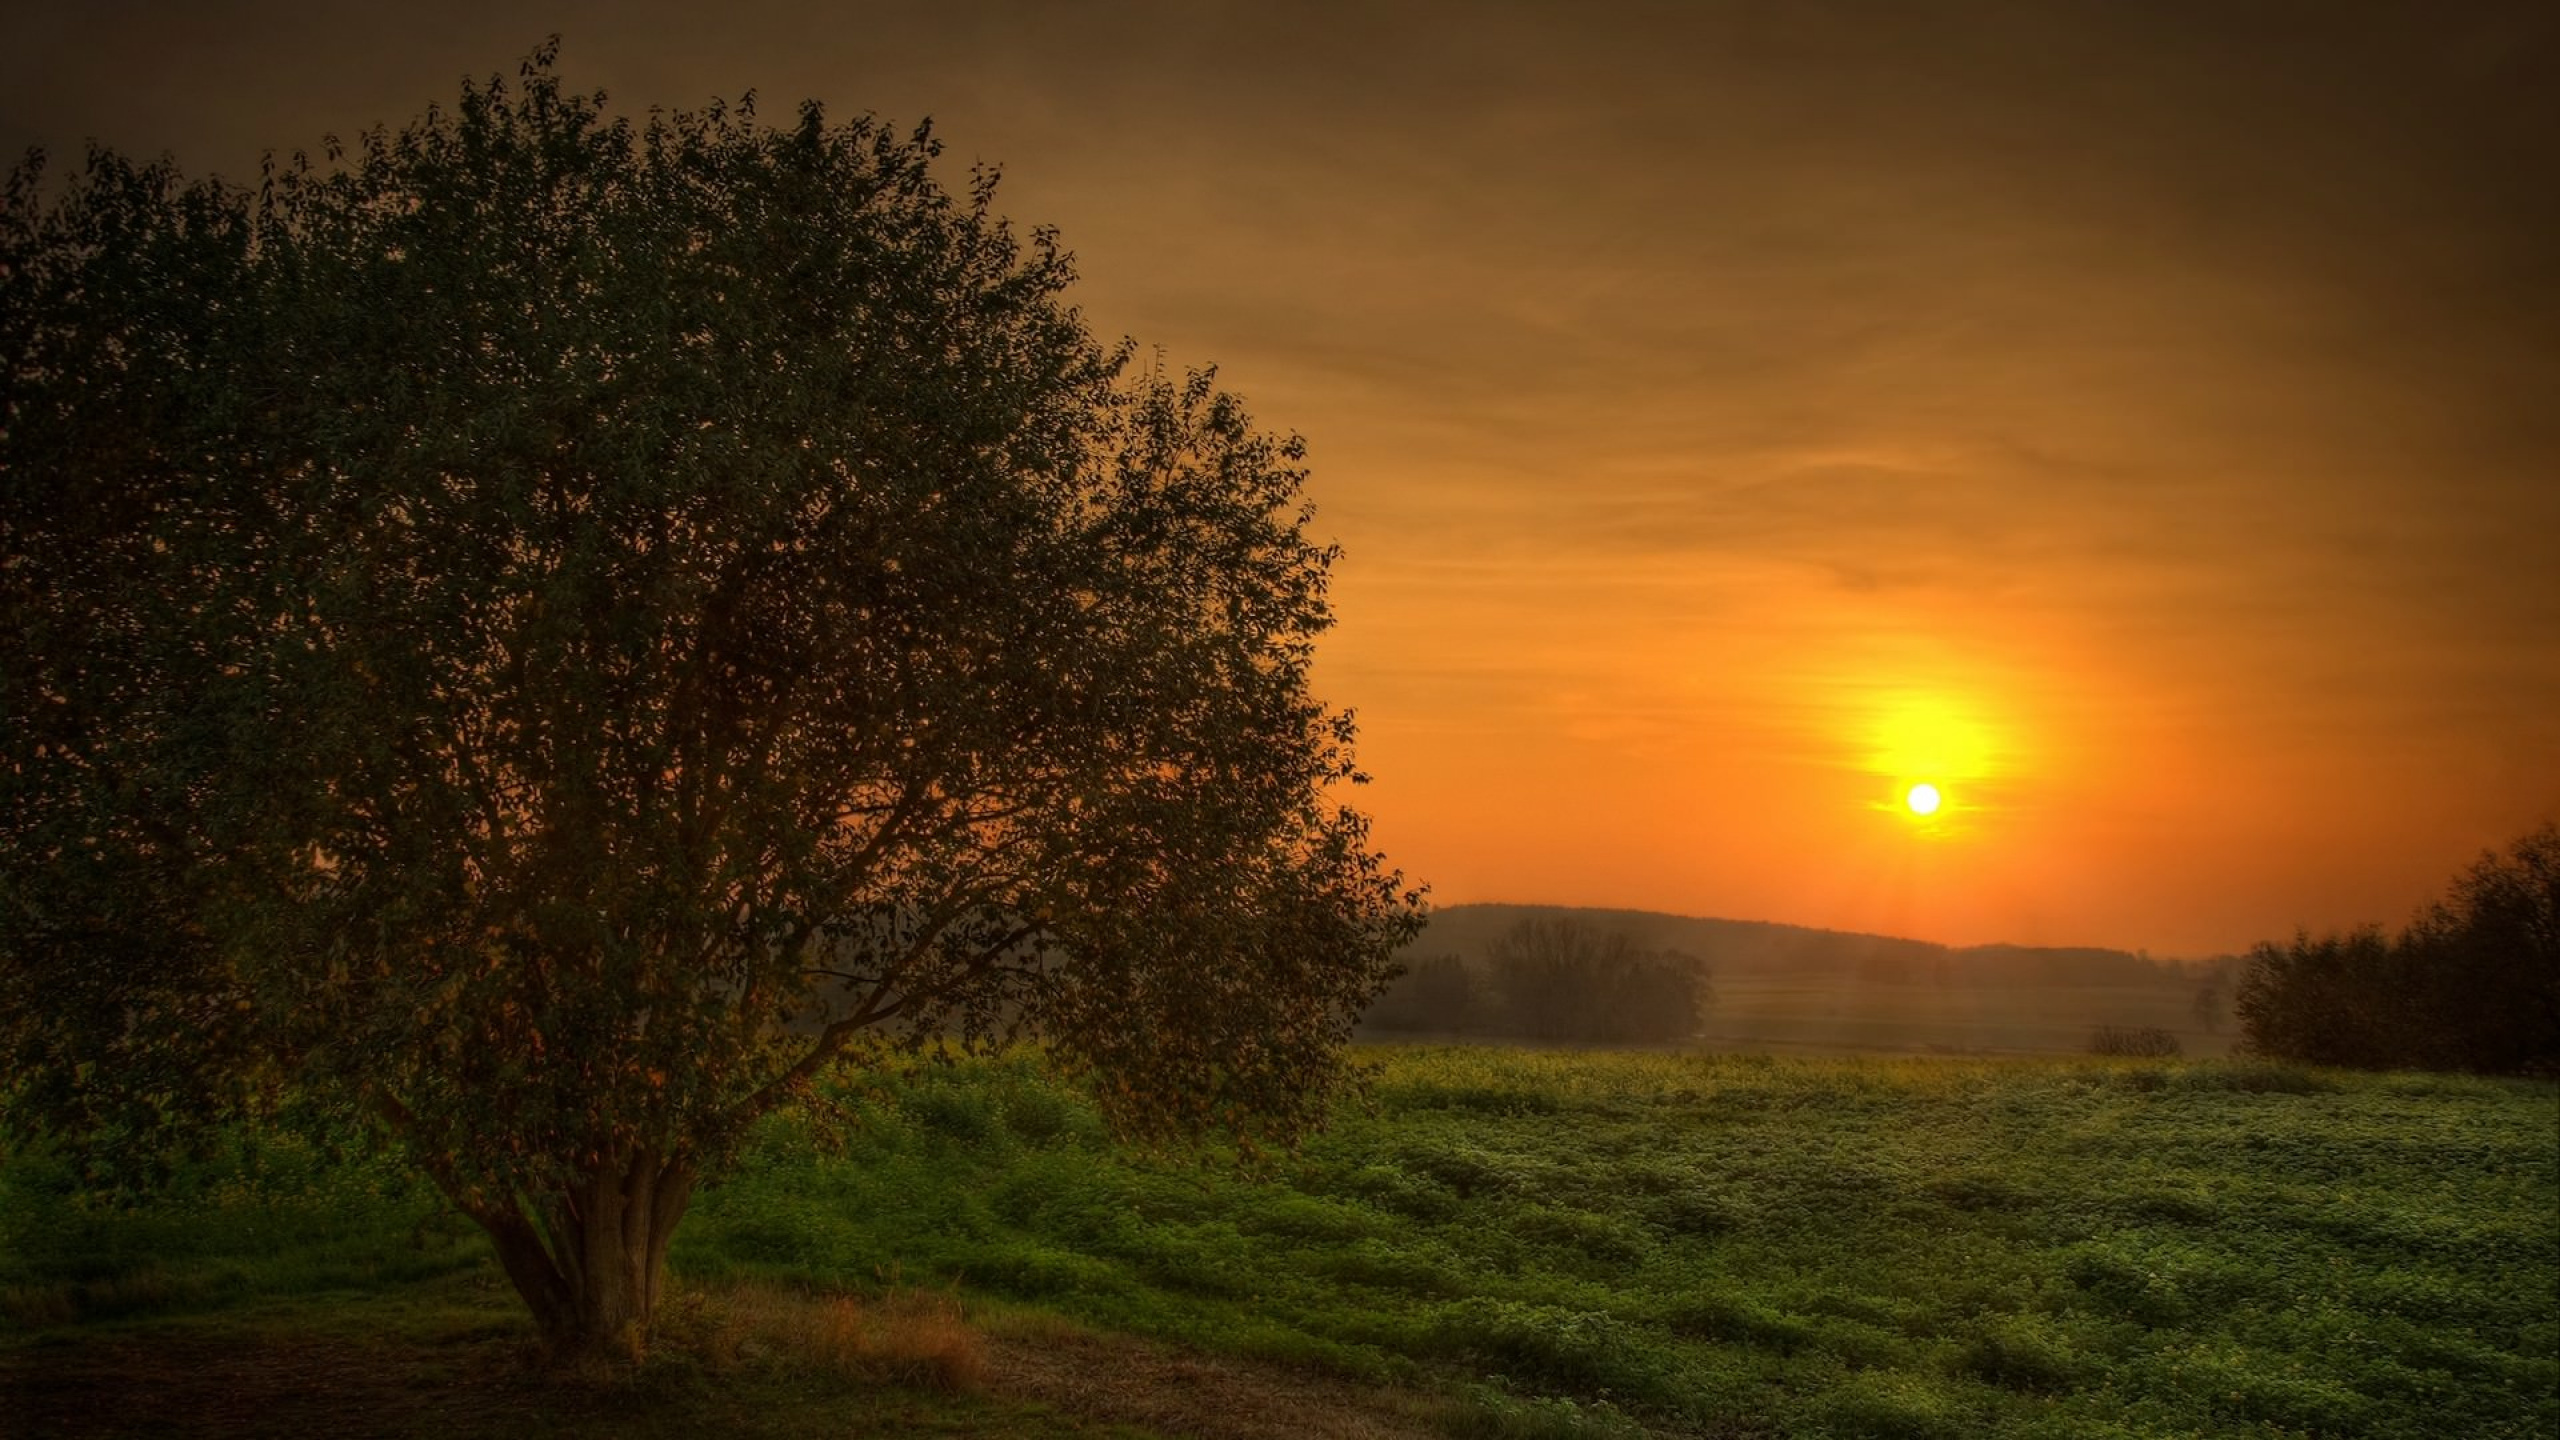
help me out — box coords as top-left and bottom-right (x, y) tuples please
(2237, 824), (2558, 1074)
(1480, 916), (1711, 1045)
(1364, 952), (1476, 1033)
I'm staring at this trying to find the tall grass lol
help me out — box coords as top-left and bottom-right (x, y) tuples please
(654, 1282), (987, 1392)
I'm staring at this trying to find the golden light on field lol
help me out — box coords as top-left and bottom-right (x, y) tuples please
(1905, 783), (1942, 816)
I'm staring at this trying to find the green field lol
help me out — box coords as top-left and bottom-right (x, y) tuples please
(6, 1048), (2555, 1438)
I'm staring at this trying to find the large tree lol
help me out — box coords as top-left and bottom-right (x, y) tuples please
(0, 47), (1422, 1359)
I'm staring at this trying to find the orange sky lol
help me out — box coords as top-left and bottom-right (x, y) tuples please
(8, 1), (2555, 956)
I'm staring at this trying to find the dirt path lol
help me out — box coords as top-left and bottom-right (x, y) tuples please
(0, 1330), (529, 1439)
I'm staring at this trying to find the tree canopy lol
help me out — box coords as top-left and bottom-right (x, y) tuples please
(2237, 823), (2557, 1074)
(0, 46), (1421, 1357)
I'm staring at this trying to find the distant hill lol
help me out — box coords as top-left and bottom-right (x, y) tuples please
(1404, 903), (2201, 986)
(1377, 904), (2240, 1057)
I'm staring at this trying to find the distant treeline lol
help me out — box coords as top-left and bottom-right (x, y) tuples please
(2239, 823), (2558, 1076)
(1366, 916), (1710, 1044)
(1400, 904), (2214, 988)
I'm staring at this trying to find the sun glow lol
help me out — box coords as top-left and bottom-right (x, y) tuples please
(1854, 690), (2015, 832)
(1867, 694), (1996, 780)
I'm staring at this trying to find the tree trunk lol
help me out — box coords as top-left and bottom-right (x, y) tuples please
(461, 1147), (696, 1365)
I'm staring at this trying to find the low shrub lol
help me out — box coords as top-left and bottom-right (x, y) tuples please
(2086, 1026), (2180, 1058)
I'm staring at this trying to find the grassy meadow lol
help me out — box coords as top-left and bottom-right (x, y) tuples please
(5, 1047), (2555, 1439)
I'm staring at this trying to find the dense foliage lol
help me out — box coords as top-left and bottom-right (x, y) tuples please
(2238, 824), (2558, 1074)
(9, 1049), (2554, 1439)
(0, 46), (1420, 1356)
(1365, 916), (1711, 1043)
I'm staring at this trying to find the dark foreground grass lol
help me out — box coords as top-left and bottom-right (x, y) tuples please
(6, 1050), (2556, 1438)
(0, 1273), (1174, 1439)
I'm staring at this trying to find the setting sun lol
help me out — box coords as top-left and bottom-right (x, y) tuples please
(1905, 783), (1943, 816)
